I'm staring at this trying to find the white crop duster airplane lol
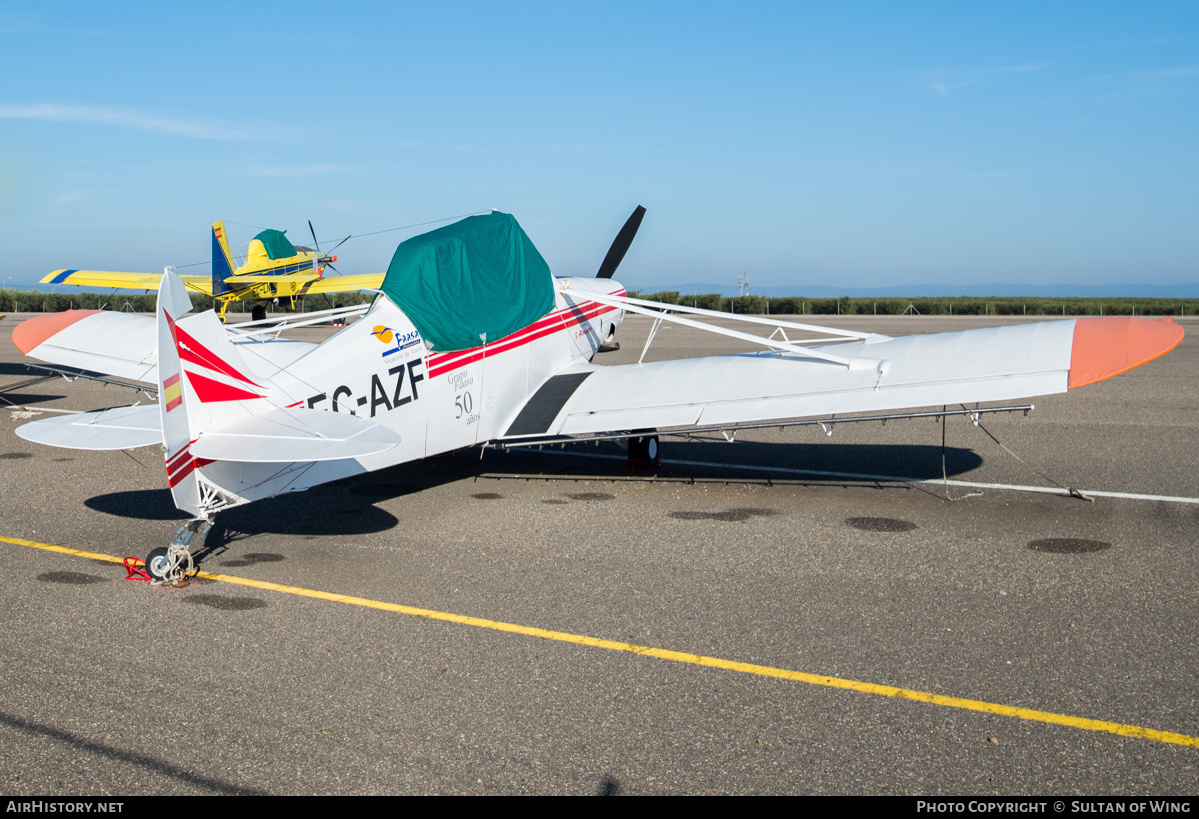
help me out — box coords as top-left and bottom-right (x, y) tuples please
(11, 209), (1185, 582)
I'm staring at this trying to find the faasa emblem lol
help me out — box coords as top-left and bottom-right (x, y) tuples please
(373, 325), (421, 357)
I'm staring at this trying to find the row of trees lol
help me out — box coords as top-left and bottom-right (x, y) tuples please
(0, 288), (1194, 318)
(0, 289), (374, 314)
(629, 292), (1198, 317)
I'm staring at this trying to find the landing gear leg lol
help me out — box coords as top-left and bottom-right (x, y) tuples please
(597, 327), (620, 353)
(145, 518), (211, 585)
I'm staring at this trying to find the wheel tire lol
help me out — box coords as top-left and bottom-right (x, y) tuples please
(145, 547), (172, 582)
(627, 434), (661, 469)
(251, 305), (267, 322)
(597, 328), (620, 353)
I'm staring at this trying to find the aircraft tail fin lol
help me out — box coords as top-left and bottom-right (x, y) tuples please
(211, 221), (235, 295)
(156, 271), (205, 515)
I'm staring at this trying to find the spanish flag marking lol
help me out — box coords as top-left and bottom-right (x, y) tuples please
(164, 373), (182, 412)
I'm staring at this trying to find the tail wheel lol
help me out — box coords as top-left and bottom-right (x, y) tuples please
(144, 547), (172, 582)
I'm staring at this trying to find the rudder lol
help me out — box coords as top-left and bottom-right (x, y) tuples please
(157, 271), (203, 516)
(211, 221), (235, 296)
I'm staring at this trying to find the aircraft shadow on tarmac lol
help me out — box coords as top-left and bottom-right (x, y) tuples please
(85, 486), (401, 537)
(0, 363), (44, 376)
(84, 441), (980, 534)
(321, 440), (985, 503)
(666, 439), (980, 479)
(490, 440), (984, 483)
(0, 392), (64, 405)
(0, 367), (69, 406)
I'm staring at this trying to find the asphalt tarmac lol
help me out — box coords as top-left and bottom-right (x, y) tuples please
(0, 310), (1196, 795)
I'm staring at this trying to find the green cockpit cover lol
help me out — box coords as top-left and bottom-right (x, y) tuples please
(252, 229), (295, 260)
(380, 212), (555, 353)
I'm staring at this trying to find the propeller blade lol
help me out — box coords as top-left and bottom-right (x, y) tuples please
(596, 205), (646, 280)
(328, 234), (352, 254)
(308, 220), (321, 252)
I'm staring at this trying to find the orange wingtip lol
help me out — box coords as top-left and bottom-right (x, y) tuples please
(11, 309), (104, 355)
(1068, 316), (1185, 390)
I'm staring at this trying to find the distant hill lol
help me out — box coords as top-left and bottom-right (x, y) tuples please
(632, 282), (1199, 299)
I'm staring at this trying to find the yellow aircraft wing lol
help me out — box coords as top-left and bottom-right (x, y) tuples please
(289, 273), (385, 295)
(223, 274), (320, 284)
(42, 270), (214, 294)
(221, 272), (383, 286)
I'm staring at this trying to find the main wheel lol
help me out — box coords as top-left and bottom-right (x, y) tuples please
(251, 304), (267, 322)
(626, 433), (660, 471)
(145, 547), (172, 582)
(597, 327), (620, 353)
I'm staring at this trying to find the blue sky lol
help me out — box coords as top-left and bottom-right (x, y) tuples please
(1, 1), (1196, 291)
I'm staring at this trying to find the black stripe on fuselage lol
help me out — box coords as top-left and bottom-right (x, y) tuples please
(504, 372), (593, 437)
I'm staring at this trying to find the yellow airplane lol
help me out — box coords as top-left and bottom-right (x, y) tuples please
(42, 221), (385, 321)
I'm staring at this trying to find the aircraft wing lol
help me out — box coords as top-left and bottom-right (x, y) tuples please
(42, 270), (214, 294)
(13, 310), (158, 384)
(503, 317), (1183, 438)
(217, 272), (383, 293)
(12, 308), (325, 387)
(291, 273), (385, 295)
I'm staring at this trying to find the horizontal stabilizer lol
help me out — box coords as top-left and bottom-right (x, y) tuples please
(189, 407), (401, 463)
(16, 405), (162, 450)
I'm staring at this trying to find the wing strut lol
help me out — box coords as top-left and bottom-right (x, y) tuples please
(567, 288), (885, 370)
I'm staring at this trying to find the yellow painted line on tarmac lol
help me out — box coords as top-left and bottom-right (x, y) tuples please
(4, 533), (1198, 749)
(0, 535), (128, 565)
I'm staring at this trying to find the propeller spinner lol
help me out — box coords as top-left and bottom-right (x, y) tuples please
(307, 220), (351, 274)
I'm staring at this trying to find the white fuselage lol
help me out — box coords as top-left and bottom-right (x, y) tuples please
(194, 277), (626, 508)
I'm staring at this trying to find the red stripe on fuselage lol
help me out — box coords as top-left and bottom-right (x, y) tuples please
(426, 299), (620, 378)
(428, 303), (616, 376)
(425, 292), (623, 373)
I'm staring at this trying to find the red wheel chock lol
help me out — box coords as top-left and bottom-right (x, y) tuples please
(623, 458), (652, 474)
(124, 557), (151, 581)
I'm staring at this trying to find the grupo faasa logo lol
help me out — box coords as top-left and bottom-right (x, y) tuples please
(372, 325), (421, 357)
